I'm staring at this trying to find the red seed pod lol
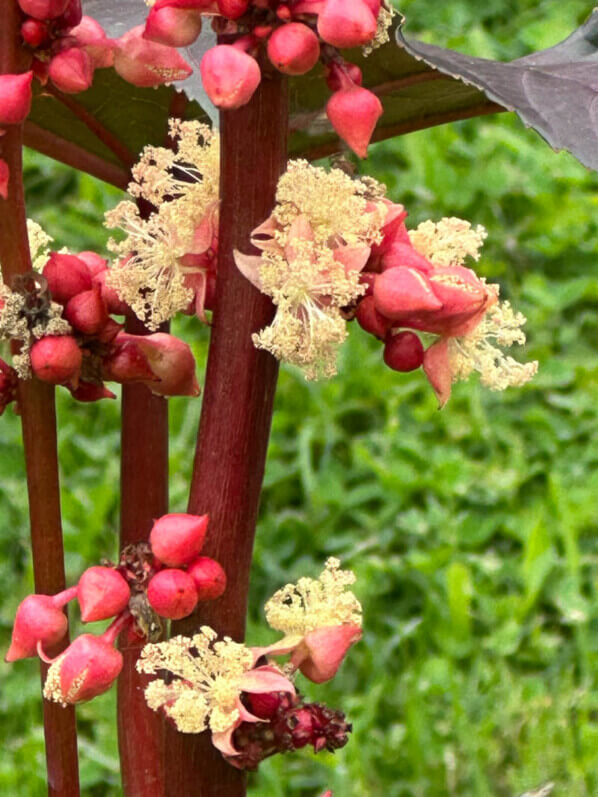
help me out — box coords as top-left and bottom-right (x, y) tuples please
(217, 0), (250, 19)
(5, 589), (76, 662)
(187, 556), (227, 601)
(30, 335), (82, 385)
(77, 566), (130, 623)
(144, 5), (203, 48)
(355, 295), (390, 340)
(42, 252), (92, 304)
(150, 512), (208, 567)
(267, 23), (320, 76)
(147, 569), (198, 620)
(326, 86), (382, 159)
(373, 266), (442, 320)
(383, 331), (424, 372)
(317, 0), (377, 49)
(49, 48), (94, 94)
(43, 633), (123, 704)
(21, 19), (49, 48)
(0, 72), (33, 126)
(17, 0), (70, 20)
(200, 45), (261, 109)
(64, 284), (108, 335)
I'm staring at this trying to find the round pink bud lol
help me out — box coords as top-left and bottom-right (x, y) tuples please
(21, 19), (49, 48)
(373, 266), (442, 320)
(30, 336), (82, 385)
(0, 72), (33, 126)
(200, 45), (261, 110)
(5, 593), (71, 662)
(42, 252), (92, 304)
(49, 48), (94, 94)
(355, 295), (390, 340)
(64, 285), (108, 335)
(18, 0), (70, 20)
(77, 566), (130, 623)
(144, 6), (203, 48)
(147, 569), (198, 620)
(317, 0), (377, 49)
(43, 633), (123, 704)
(150, 512), (208, 566)
(326, 86), (382, 159)
(267, 23), (320, 76)
(76, 251), (107, 276)
(217, 0), (250, 18)
(383, 331), (424, 372)
(187, 556), (227, 601)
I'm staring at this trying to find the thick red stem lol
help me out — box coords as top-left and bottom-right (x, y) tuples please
(165, 72), (288, 797)
(0, 6), (80, 796)
(117, 314), (169, 797)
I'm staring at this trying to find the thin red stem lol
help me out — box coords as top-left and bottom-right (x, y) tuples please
(165, 72), (289, 797)
(117, 313), (169, 797)
(0, 6), (80, 796)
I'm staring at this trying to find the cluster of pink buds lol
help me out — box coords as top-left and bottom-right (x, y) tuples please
(11, 250), (201, 400)
(354, 210), (538, 405)
(141, 0), (393, 157)
(5, 513), (227, 705)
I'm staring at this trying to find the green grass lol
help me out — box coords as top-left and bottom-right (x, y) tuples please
(1, 1), (598, 794)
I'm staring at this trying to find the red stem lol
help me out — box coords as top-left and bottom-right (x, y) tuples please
(117, 313), (169, 797)
(0, 7), (80, 796)
(164, 72), (288, 797)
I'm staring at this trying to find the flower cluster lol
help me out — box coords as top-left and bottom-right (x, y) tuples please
(137, 558), (361, 768)
(0, 233), (201, 401)
(235, 160), (390, 379)
(5, 513), (227, 706)
(356, 214), (538, 406)
(105, 120), (219, 330)
(141, 0), (394, 158)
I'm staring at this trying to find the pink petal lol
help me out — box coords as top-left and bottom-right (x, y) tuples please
(295, 624), (362, 684)
(422, 339), (453, 408)
(233, 251), (263, 290)
(333, 245), (371, 274)
(211, 723), (241, 756)
(238, 665), (296, 696)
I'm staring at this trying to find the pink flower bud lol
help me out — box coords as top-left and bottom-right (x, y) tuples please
(102, 339), (157, 384)
(373, 266), (442, 320)
(5, 589), (76, 662)
(145, 4), (203, 48)
(0, 158), (9, 200)
(77, 566), (130, 623)
(43, 632), (123, 704)
(423, 339), (452, 408)
(150, 513), (208, 567)
(380, 242), (433, 274)
(217, 0), (250, 17)
(0, 72), (33, 125)
(49, 48), (94, 93)
(21, 19), (49, 48)
(91, 270), (130, 316)
(355, 295), (390, 340)
(317, 0), (377, 49)
(42, 252), (92, 304)
(54, 0), (83, 30)
(69, 380), (116, 402)
(113, 25), (192, 88)
(383, 330), (424, 372)
(267, 23), (320, 76)
(147, 569), (198, 620)
(30, 336), (82, 386)
(200, 45), (261, 110)
(292, 624), (362, 683)
(114, 332), (200, 396)
(64, 285), (108, 335)
(18, 0), (70, 20)
(326, 86), (382, 159)
(69, 17), (113, 69)
(187, 556), (227, 601)
(76, 250), (107, 276)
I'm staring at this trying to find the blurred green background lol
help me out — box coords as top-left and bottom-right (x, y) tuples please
(2, 1), (598, 794)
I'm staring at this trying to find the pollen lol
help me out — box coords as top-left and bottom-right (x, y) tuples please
(448, 299), (538, 391)
(27, 219), (54, 272)
(137, 626), (255, 735)
(264, 558), (362, 637)
(409, 217), (487, 267)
